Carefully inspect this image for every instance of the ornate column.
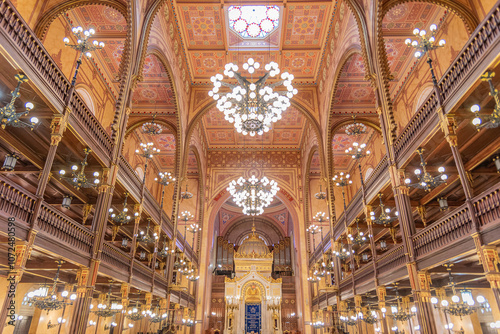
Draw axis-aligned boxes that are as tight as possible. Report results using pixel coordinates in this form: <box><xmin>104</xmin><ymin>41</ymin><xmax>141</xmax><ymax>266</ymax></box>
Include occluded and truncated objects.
<box><xmin>0</xmin><ymin>234</ymin><xmax>35</xmax><ymax>331</ymax></box>
<box><xmin>407</xmin><ymin>264</ymin><xmax>437</xmax><ymax>334</ymax></box>
<box><xmin>30</xmin><ymin>114</ymin><xmax>69</xmax><ymax>229</ymax></box>
<box><xmin>68</xmin><ymin>267</ymin><xmax>93</xmax><ymax>333</ymax></box>
<box><xmin>476</xmin><ymin>244</ymin><xmax>500</xmax><ymax>309</ymax></box>
<box><xmin>354</xmin><ymin>295</ymin><xmax>364</xmax><ymax>334</ymax></box>
<box><xmin>114</xmin><ymin>283</ymin><xmax>129</xmax><ymax>333</ymax></box>
<box><xmin>377</xmin><ymin>286</ymin><xmax>389</xmax><ymax>334</ymax></box>
<box><xmin>390</xmin><ymin>168</ymin><xmax>417</xmax><ymax>259</ymax></box>
<box><xmin>129</xmin><ymin>204</ymin><xmax>143</xmax><ymax>279</ymax></box>
<box><xmin>438</xmin><ymin>113</ymin><xmax>479</xmax><ymax>226</ymax></box>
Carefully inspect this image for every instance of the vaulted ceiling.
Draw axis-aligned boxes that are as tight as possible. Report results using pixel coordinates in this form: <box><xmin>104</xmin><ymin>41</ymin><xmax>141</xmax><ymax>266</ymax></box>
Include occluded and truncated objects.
<box><xmin>176</xmin><ymin>1</ymin><xmax>334</xmax><ymax>84</ymax></box>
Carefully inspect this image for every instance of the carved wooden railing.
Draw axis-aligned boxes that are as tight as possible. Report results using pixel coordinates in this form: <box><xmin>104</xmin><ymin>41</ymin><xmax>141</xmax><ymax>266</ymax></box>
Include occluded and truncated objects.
<box><xmin>0</xmin><ymin>0</ymin><xmax>113</xmax><ymax>157</ymax></box>
<box><xmin>394</xmin><ymin>5</ymin><xmax>500</xmax><ymax>161</ymax></box>
<box><xmin>393</xmin><ymin>93</ymin><xmax>439</xmax><ymax>161</ymax></box>
<box><xmin>365</xmin><ymin>156</ymin><xmax>388</xmax><ymax>189</ymax></box>
<box><xmin>0</xmin><ymin>179</ymin><xmax>36</xmax><ymax>223</ymax></box>
<box><xmin>37</xmin><ymin>204</ymin><xmax>94</xmax><ymax>254</ymax></box>
<box><xmin>101</xmin><ymin>242</ymin><xmax>131</xmax><ymax>273</ymax></box>
<box><xmin>0</xmin><ymin>0</ymin><xmax>69</xmax><ymax>103</ymax></box>
<box><xmin>439</xmin><ymin>7</ymin><xmax>500</xmax><ymax>103</ymax></box>
<box><xmin>118</xmin><ymin>156</ymin><xmax>143</xmax><ymax>203</ymax></box>
<box><xmin>375</xmin><ymin>245</ymin><xmax>405</xmax><ymax>275</ymax></box>
<box><xmin>68</xmin><ymin>93</ymin><xmax>113</xmax><ymax>157</ymax></box>
<box><xmin>412</xmin><ymin>204</ymin><xmax>472</xmax><ymax>259</ymax></box>
<box><xmin>474</xmin><ymin>184</ymin><xmax>500</xmax><ymax>227</ymax></box>
<box><xmin>132</xmin><ymin>259</ymin><xmax>154</xmax><ymax>286</ymax></box>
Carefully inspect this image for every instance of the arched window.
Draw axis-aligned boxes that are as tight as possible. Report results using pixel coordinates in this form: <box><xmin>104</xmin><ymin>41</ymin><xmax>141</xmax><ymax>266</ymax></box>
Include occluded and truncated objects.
<box><xmin>364</xmin><ymin>167</ymin><xmax>374</xmax><ymax>181</ymax></box>
<box><xmin>76</xmin><ymin>88</ymin><xmax>95</xmax><ymax>115</ymax></box>
<box><xmin>135</xmin><ymin>166</ymin><xmax>144</xmax><ymax>180</ymax></box>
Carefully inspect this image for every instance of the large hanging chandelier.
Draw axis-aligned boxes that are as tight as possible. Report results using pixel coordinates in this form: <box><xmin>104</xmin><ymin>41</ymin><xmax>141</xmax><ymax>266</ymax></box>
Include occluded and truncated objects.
<box><xmin>345</xmin><ymin>116</ymin><xmax>367</xmax><ymax>136</ymax></box>
<box><xmin>388</xmin><ymin>287</ymin><xmax>416</xmax><ymax>322</ymax></box>
<box><xmin>0</xmin><ymin>74</ymin><xmax>38</xmax><ymax>130</ymax></box>
<box><xmin>26</xmin><ymin>260</ymin><xmax>76</xmax><ymax>311</ymax></box>
<box><xmin>142</xmin><ymin>114</ymin><xmax>163</xmax><ymax>135</ymax></box>
<box><xmin>209</xmin><ymin>58</ymin><xmax>297</xmax><ymax>136</ymax></box>
<box><xmin>109</xmin><ymin>192</ymin><xmax>137</xmax><ymax>225</ymax></box>
<box><xmin>126</xmin><ymin>302</ymin><xmax>144</xmax><ymax>321</ymax></box>
<box><xmin>348</xmin><ymin>219</ymin><xmax>367</xmax><ymax>246</ymax></box>
<box><xmin>431</xmin><ymin>264</ymin><xmax>489</xmax><ymax>318</ymax></box>
<box><xmin>227</xmin><ymin>175</ymin><xmax>279</xmax><ymax>216</ymax></box>
<box><xmin>138</xmin><ymin>218</ymin><xmax>158</xmax><ymax>244</ymax></box>
<box><xmin>93</xmin><ymin>285</ymin><xmax>123</xmax><ymax>318</ymax></box>
<box><xmin>59</xmin><ymin>148</ymin><xmax>100</xmax><ymax>190</ymax></box>
<box><xmin>334</xmin><ymin>242</ymin><xmax>352</xmax><ymax>260</ymax></box>
<box><xmin>369</xmin><ymin>194</ymin><xmax>398</xmax><ymax>226</ymax></box>
<box><xmin>404</xmin><ymin>148</ymin><xmax>447</xmax><ymax>191</ymax></box>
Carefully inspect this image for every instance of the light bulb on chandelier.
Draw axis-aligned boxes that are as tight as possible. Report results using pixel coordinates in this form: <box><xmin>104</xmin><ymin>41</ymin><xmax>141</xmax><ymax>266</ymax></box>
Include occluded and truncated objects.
<box><xmin>209</xmin><ymin>58</ymin><xmax>297</xmax><ymax>136</ymax></box>
<box><xmin>227</xmin><ymin>175</ymin><xmax>279</xmax><ymax>216</ymax></box>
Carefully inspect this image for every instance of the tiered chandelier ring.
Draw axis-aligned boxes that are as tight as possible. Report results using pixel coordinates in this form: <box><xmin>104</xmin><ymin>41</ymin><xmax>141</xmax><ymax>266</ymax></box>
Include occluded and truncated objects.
<box><xmin>227</xmin><ymin>175</ymin><xmax>279</xmax><ymax>216</ymax></box>
<box><xmin>209</xmin><ymin>58</ymin><xmax>297</xmax><ymax>136</ymax></box>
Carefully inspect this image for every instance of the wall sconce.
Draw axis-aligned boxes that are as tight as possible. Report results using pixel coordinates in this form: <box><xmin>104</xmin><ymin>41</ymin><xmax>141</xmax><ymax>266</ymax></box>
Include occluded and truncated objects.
<box><xmin>121</xmin><ymin>238</ymin><xmax>129</xmax><ymax>248</ymax></box>
<box><xmin>494</xmin><ymin>156</ymin><xmax>500</xmax><ymax>173</ymax></box>
<box><xmin>2</xmin><ymin>153</ymin><xmax>19</xmax><ymax>171</ymax></box>
<box><xmin>62</xmin><ymin>196</ymin><xmax>72</xmax><ymax>209</ymax></box>
<box><xmin>88</xmin><ymin>320</ymin><xmax>96</xmax><ymax>327</ymax></box>
<box><xmin>380</xmin><ymin>240</ymin><xmax>387</xmax><ymax>251</ymax></box>
<box><xmin>139</xmin><ymin>251</ymin><xmax>146</xmax><ymax>260</ymax></box>
<box><xmin>438</xmin><ymin>197</ymin><xmax>449</xmax><ymax>211</ymax></box>
<box><xmin>361</xmin><ymin>253</ymin><xmax>369</xmax><ymax>262</ymax></box>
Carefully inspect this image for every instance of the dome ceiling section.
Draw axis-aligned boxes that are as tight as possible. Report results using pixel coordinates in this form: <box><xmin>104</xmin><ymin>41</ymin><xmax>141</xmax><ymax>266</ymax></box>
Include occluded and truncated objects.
<box><xmin>382</xmin><ymin>3</ymin><xmax>447</xmax><ymax>98</ymax></box>
<box><xmin>131</xmin><ymin>55</ymin><xmax>176</xmax><ymax>115</ymax></box>
<box><xmin>65</xmin><ymin>5</ymin><xmax>127</xmax><ymax>97</ymax></box>
<box><xmin>176</xmin><ymin>1</ymin><xmax>333</xmax><ymax>83</ymax></box>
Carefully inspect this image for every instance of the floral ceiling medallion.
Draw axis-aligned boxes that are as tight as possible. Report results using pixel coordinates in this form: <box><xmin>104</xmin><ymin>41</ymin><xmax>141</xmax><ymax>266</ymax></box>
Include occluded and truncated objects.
<box><xmin>228</xmin><ymin>5</ymin><xmax>280</xmax><ymax>39</ymax></box>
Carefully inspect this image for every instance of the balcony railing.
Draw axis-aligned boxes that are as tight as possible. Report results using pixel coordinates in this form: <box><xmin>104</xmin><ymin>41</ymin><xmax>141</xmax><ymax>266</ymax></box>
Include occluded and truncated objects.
<box><xmin>101</xmin><ymin>241</ymin><xmax>131</xmax><ymax>273</ymax></box>
<box><xmin>37</xmin><ymin>203</ymin><xmax>94</xmax><ymax>254</ymax></box>
<box><xmin>0</xmin><ymin>0</ymin><xmax>113</xmax><ymax>159</ymax></box>
<box><xmin>0</xmin><ymin>179</ymin><xmax>36</xmax><ymax>223</ymax></box>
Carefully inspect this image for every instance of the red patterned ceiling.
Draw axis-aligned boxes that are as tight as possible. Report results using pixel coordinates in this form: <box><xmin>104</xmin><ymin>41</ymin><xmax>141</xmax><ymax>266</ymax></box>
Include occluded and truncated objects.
<box><xmin>66</xmin><ymin>5</ymin><xmax>126</xmax><ymax>95</ymax></box>
<box><xmin>201</xmin><ymin>106</ymin><xmax>306</xmax><ymax>149</ymax></box>
<box><xmin>334</xmin><ymin>53</ymin><xmax>376</xmax><ymax>112</ymax></box>
<box><xmin>382</xmin><ymin>3</ymin><xmax>446</xmax><ymax>97</ymax></box>
<box><xmin>176</xmin><ymin>1</ymin><xmax>333</xmax><ymax>83</ymax></box>
<box><xmin>132</xmin><ymin>55</ymin><xmax>175</xmax><ymax>112</ymax></box>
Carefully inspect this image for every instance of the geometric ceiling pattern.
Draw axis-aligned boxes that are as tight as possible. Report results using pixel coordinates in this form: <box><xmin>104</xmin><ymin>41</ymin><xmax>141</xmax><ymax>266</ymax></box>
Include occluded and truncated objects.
<box><xmin>333</xmin><ymin>53</ymin><xmax>376</xmax><ymax>114</ymax></box>
<box><xmin>177</xmin><ymin>1</ymin><xmax>334</xmax><ymax>83</ymax></box>
<box><xmin>66</xmin><ymin>5</ymin><xmax>127</xmax><ymax>96</ymax></box>
<box><xmin>201</xmin><ymin>106</ymin><xmax>306</xmax><ymax>149</ymax></box>
<box><xmin>132</xmin><ymin>54</ymin><xmax>175</xmax><ymax>113</ymax></box>
<box><xmin>382</xmin><ymin>3</ymin><xmax>446</xmax><ymax>97</ymax></box>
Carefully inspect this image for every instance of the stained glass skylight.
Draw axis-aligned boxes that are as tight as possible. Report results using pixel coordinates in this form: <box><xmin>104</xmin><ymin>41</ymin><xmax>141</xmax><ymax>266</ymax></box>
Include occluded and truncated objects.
<box><xmin>228</xmin><ymin>6</ymin><xmax>280</xmax><ymax>38</ymax></box>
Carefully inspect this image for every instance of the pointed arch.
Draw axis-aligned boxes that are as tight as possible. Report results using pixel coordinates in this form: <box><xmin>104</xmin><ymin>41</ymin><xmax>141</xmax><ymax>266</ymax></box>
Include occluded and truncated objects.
<box><xmin>33</xmin><ymin>0</ymin><xmax>128</xmax><ymax>40</ymax></box>
<box><xmin>381</xmin><ymin>0</ymin><xmax>479</xmax><ymax>34</ymax></box>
